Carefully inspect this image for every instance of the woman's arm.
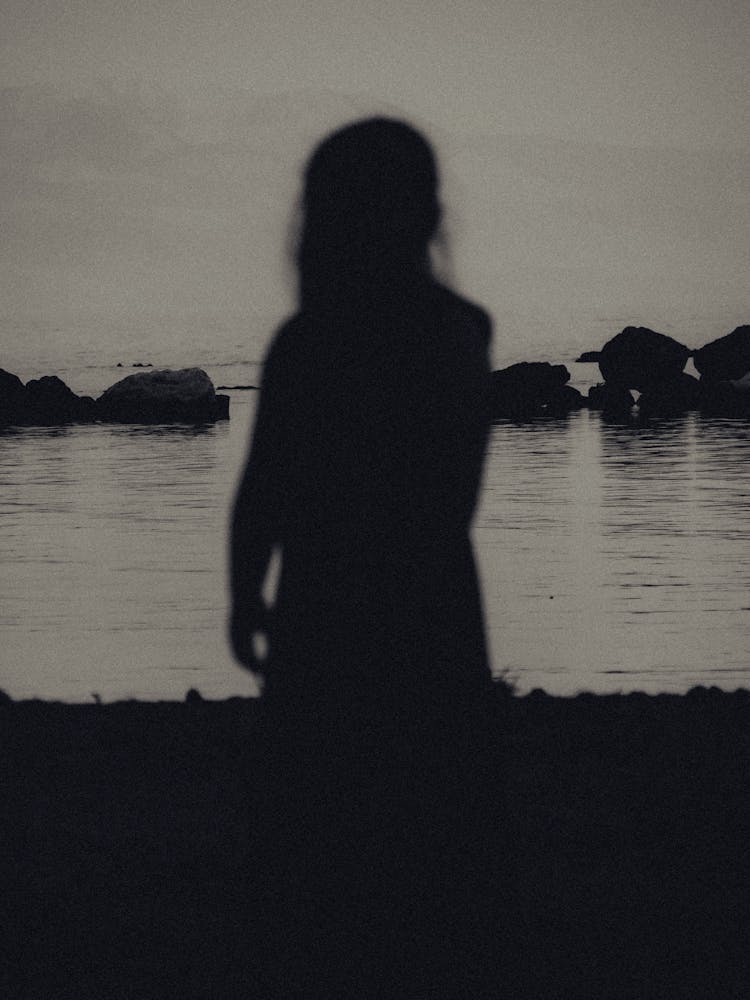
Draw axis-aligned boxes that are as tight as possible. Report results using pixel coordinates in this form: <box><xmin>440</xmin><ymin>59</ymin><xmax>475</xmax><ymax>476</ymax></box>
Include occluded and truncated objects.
<box><xmin>228</xmin><ymin>338</ymin><xmax>287</xmax><ymax>671</ymax></box>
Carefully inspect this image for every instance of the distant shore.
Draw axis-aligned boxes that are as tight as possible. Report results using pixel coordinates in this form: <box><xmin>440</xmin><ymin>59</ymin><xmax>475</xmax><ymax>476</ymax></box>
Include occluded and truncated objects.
<box><xmin>3</xmin><ymin>686</ymin><xmax>749</xmax><ymax>998</ymax></box>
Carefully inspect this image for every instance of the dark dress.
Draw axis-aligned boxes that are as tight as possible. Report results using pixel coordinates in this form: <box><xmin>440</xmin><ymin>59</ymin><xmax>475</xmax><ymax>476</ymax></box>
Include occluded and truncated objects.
<box><xmin>233</xmin><ymin>274</ymin><xmax>493</xmax><ymax>734</ymax></box>
<box><xmin>231</xmin><ymin>275</ymin><xmax>503</xmax><ymax>997</ymax></box>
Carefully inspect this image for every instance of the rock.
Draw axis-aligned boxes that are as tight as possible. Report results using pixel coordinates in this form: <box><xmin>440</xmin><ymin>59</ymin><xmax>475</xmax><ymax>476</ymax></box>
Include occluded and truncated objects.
<box><xmin>698</xmin><ymin>379</ymin><xmax>750</xmax><ymax>418</ymax></box>
<box><xmin>588</xmin><ymin>383</ymin><xmax>635</xmax><ymax>417</ymax></box>
<box><xmin>638</xmin><ymin>373</ymin><xmax>701</xmax><ymax>417</ymax></box>
<box><xmin>598</xmin><ymin>327</ymin><xmax>691</xmax><ymax>391</ymax></box>
<box><xmin>1</xmin><ymin>371</ymin><xmax>95</xmax><ymax>427</ymax></box>
<box><xmin>96</xmin><ymin>368</ymin><xmax>229</xmax><ymax>424</ymax></box>
<box><xmin>214</xmin><ymin>394</ymin><xmax>230</xmax><ymax>420</ymax></box>
<box><xmin>493</xmin><ymin>362</ymin><xmax>571</xmax><ymax>394</ymax></box>
<box><xmin>0</xmin><ymin>369</ymin><xmax>28</xmax><ymax>426</ymax></box>
<box><xmin>526</xmin><ymin>688</ymin><xmax>549</xmax><ymax>702</ymax></box>
<box><xmin>25</xmin><ymin>376</ymin><xmax>96</xmax><ymax>425</ymax></box>
<box><xmin>692</xmin><ymin>326</ymin><xmax>750</xmax><ymax>382</ymax></box>
<box><xmin>575</xmin><ymin>351</ymin><xmax>601</xmax><ymax>363</ymax></box>
<box><xmin>545</xmin><ymin>384</ymin><xmax>586</xmax><ymax>416</ymax></box>
<box><xmin>0</xmin><ymin>368</ymin><xmax>25</xmax><ymax>398</ymax></box>
<box><xmin>2</xmin><ymin>367</ymin><xmax>230</xmax><ymax>427</ymax></box>
<box><xmin>490</xmin><ymin>362</ymin><xmax>573</xmax><ymax>420</ymax></box>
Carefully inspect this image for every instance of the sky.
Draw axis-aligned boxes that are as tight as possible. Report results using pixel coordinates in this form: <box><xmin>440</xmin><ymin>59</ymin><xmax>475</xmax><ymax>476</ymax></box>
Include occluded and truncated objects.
<box><xmin>1</xmin><ymin>0</ymin><xmax>748</xmax><ymax>359</ymax></box>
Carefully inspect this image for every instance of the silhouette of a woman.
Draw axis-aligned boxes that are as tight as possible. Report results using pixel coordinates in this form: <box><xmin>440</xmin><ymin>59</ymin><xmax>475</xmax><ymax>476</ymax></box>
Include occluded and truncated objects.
<box><xmin>230</xmin><ymin>117</ymin><xmax>493</xmax><ymax>736</ymax></box>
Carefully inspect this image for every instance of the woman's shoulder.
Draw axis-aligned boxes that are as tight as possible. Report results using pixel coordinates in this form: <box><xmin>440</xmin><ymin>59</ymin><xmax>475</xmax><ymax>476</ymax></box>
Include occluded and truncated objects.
<box><xmin>264</xmin><ymin>285</ymin><xmax>492</xmax><ymax>361</ymax></box>
<box><xmin>269</xmin><ymin>313</ymin><xmax>307</xmax><ymax>346</ymax></box>
<box><xmin>262</xmin><ymin>313</ymin><xmax>312</xmax><ymax>365</ymax></box>
<box><xmin>428</xmin><ymin>282</ymin><xmax>492</xmax><ymax>343</ymax></box>
<box><xmin>254</xmin><ymin>315</ymin><xmax>313</xmax><ymax>395</ymax></box>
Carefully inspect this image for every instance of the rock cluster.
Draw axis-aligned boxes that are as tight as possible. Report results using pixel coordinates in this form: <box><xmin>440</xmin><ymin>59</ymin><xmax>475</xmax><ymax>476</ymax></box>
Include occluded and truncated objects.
<box><xmin>592</xmin><ymin>326</ymin><xmax>697</xmax><ymax>418</ymax></box>
<box><xmin>490</xmin><ymin>325</ymin><xmax>750</xmax><ymax>422</ymax></box>
<box><xmin>590</xmin><ymin>325</ymin><xmax>750</xmax><ymax>419</ymax></box>
<box><xmin>489</xmin><ymin>362</ymin><xmax>585</xmax><ymax>420</ymax></box>
<box><xmin>0</xmin><ymin>370</ymin><xmax>98</xmax><ymax>427</ymax></box>
<box><xmin>0</xmin><ymin>368</ymin><xmax>230</xmax><ymax>428</ymax></box>
<box><xmin>5</xmin><ymin>326</ymin><xmax>749</xmax><ymax>429</ymax></box>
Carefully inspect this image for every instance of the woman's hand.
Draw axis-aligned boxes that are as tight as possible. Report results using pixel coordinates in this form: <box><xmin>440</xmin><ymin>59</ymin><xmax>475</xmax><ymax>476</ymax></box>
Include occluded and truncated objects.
<box><xmin>229</xmin><ymin>602</ymin><xmax>271</xmax><ymax>676</ymax></box>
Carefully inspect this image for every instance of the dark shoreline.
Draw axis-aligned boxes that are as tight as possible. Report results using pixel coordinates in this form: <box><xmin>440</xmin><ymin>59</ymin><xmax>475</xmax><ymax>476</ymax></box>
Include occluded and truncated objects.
<box><xmin>3</xmin><ymin>687</ymin><xmax>749</xmax><ymax>998</ymax></box>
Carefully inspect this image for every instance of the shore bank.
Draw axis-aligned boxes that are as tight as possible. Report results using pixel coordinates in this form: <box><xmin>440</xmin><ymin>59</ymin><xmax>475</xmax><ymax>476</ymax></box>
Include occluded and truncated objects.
<box><xmin>2</xmin><ymin>687</ymin><xmax>749</xmax><ymax>998</ymax></box>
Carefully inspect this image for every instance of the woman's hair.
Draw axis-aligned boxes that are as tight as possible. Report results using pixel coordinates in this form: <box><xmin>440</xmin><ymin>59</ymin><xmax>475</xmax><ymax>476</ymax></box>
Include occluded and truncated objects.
<box><xmin>296</xmin><ymin>117</ymin><xmax>442</xmax><ymax>308</ymax></box>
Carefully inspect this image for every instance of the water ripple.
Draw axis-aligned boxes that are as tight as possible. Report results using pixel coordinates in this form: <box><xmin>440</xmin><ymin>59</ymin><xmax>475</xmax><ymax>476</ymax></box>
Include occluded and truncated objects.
<box><xmin>2</xmin><ymin>399</ymin><xmax>750</xmax><ymax>699</ymax></box>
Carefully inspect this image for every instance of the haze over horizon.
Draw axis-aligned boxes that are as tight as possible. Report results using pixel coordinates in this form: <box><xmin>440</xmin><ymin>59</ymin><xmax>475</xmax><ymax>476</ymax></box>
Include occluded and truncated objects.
<box><xmin>2</xmin><ymin>0</ymin><xmax>748</xmax><ymax>364</ymax></box>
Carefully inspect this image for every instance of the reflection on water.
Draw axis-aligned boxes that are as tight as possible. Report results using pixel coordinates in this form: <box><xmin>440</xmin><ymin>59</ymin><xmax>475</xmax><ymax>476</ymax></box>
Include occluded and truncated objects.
<box><xmin>2</xmin><ymin>402</ymin><xmax>749</xmax><ymax>700</ymax></box>
<box><xmin>475</xmin><ymin>409</ymin><xmax>750</xmax><ymax>694</ymax></box>
<box><xmin>1</xmin><ymin>416</ymin><xmax>257</xmax><ymax>701</ymax></box>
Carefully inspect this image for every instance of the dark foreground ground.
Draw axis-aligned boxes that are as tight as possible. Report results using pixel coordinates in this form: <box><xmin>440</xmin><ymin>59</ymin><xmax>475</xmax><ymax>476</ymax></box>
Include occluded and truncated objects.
<box><xmin>2</xmin><ymin>685</ymin><xmax>749</xmax><ymax>999</ymax></box>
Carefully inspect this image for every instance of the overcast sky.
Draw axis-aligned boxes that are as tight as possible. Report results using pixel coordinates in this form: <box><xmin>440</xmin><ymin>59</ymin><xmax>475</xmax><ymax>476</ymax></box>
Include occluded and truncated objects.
<box><xmin>2</xmin><ymin>0</ymin><xmax>748</xmax><ymax>348</ymax></box>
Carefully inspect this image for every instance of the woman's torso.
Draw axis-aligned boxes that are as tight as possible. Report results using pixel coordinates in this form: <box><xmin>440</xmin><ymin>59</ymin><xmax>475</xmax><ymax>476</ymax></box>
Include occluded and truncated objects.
<box><xmin>262</xmin><ymin>278</ymin><xmax>493</xmax><ymax>720</ymax></box>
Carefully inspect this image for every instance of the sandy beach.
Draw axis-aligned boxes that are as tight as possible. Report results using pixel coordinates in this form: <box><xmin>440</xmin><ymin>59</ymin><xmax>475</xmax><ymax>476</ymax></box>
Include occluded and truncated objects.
<box><xmin>3</xmin><ymin>686</ymin><xmax>749</xmax><ymax>999</ymax></box>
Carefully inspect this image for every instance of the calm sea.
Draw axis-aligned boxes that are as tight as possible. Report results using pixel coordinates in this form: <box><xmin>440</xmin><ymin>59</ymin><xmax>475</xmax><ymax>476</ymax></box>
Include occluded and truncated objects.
<box><xmin>2</xmin><ymin>313</ymin><xmax>749</xmax><ymax>701</ymax></box>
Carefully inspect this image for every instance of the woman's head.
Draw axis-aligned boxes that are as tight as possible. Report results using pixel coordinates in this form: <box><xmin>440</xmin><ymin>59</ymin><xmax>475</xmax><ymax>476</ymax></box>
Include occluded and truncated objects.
<box><xmin>296</xmin><ymin>118</ymin><xmax>441</xmax><ymax>306</ymax></box>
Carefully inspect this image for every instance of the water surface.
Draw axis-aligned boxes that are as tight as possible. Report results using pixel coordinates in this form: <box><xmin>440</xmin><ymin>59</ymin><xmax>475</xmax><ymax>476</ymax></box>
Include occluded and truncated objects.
<box><xmin>477</xmin><ymin>410</ymin><xmax>750</xmax><ymax>694</ymax></box>
<box><xmin>2</xmin><ymin>375</ymin><xmax>748</xmax><ymax>701</ymax></box>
